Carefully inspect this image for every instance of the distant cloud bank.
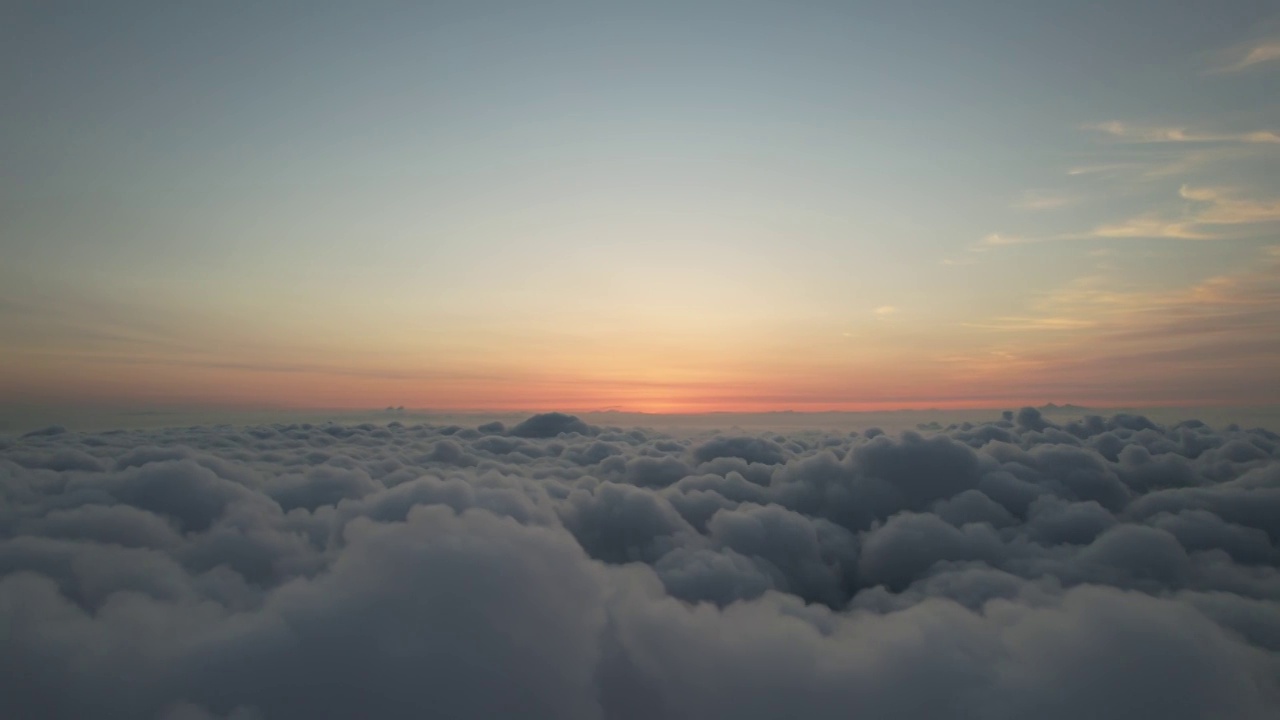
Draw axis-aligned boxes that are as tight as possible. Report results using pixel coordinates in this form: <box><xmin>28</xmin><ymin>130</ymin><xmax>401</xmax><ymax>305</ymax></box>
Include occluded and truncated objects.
<box><xmin>2</xmin><ymin>410</ymin><xmax>1278</xmax><ymax>718</ymax></box>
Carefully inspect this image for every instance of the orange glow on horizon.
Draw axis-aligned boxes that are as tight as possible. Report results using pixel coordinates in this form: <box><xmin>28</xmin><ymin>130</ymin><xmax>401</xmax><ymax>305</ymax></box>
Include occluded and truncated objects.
<box><xmin>5</xmin><ymin>352</ymin><xmax>1269</xmax><ymax>415</ymax></box>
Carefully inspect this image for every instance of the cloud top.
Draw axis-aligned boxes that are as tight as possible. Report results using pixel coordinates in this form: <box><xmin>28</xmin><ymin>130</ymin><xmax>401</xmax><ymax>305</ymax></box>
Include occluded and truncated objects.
<box><xmin>1</xmin><ymin>411</ymin><xmax>1278</xmax><ymax>718</ymax></box>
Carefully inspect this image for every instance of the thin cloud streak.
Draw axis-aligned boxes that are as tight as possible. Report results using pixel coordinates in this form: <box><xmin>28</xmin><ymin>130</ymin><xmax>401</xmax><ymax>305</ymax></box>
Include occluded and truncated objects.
<box><xmin>1087</xmin><ymin>186</ymin><xmax>1280</xmax><ymax>240</ymax></box>
<box><xmin>1085</xmin><ymin>121</ymin><xmax>1280</xmax><ymax>145</ymax></box>
<box><xmin>1209</xmin><ymin>39</ymin><xmax>1280</xmax><ymax>73</ymax></box>
<box><xmin>960</xmin><ymin>317</ymin><xmax>1099</xmax><ymax>332</ymax></box>
<box><xmin>1066</xmin><ymin>163</ymin><xmax>1140</xmax><ymax>176</ymax></box>
<box><xmin>1180</xmin><ymin>186</ymin><xmax>1280</xmax><ymax>225</ymax></box>
<box><xmin>1085</xmin><ymin>216</ymin><xmax>1218</xmax><ymax>241</ymax></box>
<box><xmin>983</xmin><ymin>186</ymin><xmax>1280</xmax><ymax>245</ymax></box>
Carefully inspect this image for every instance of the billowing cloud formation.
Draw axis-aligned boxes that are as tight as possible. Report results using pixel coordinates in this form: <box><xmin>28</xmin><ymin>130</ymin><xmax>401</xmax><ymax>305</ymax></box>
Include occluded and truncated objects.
<box><xmin>2</xmin><ymin>410</ymin><xmax>1279</xmax><ymax>719</ymax></box>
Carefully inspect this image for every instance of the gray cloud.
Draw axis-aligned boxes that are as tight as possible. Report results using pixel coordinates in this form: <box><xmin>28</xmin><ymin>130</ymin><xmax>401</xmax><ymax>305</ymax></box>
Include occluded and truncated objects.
<box><xmin>1</xmin><ymin>409</ymin><xmax>1278</xmax><ymax>718</ymax></box>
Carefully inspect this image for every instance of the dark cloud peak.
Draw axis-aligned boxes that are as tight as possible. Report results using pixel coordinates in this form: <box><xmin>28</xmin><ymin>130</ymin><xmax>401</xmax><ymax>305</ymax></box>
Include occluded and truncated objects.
<box><xmin>21</xmin><ymin>424</ymin><xmax>67</xmax><ymax>438</ymax></box>
<box><xmin>1</xmin><ymin>408</ymin><xmax>1278</xmax><ymax>718</ymax></box>
<box><xmin>509</xmin><ymin>413</ymin><xmax>594</xmax><ymax>438</ymax></box>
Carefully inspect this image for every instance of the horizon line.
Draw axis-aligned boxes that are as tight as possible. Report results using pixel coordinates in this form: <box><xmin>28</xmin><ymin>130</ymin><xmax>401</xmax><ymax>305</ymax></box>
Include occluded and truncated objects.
<box><xmin>9</xmin><ymin>400</ymin><xmax>1280</xmax><ymax>417</ymax></box>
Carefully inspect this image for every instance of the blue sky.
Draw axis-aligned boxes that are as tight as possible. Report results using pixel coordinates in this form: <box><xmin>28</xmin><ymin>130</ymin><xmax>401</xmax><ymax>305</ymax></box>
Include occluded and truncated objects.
<box><xmin>2</xmin><ymin>1</ymin><xmax>1278</xmax><ymax>411</ymax></box>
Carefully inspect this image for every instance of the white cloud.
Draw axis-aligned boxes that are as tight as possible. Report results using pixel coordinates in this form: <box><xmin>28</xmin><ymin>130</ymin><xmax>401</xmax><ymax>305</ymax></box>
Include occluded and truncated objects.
<box><xmin>985</xmin><ymin>186</ymin><xmax>1280</xmax><ymax>246</ymax></box>
<box><xmin>1081</xmin><ymin>186</ymin><xmax>1280</xmax><ymax>240</ymax></box>
<box><xmin>1066</xmin><ymin>163</ymin><xmax>1139</xmax><ymax>176</ymax></box>
<box><xmin>2</xmin><ymin>412</ymin><xmax>1279</xmax><ymax>717</ymax></box>
<box><xmin>1086</xmin><ymin>216</ymin><xmax>1215</xmax><ymax>240</ymax></box>
<box><xmin>1015</xmin><ymin>191</ymin><xmax>1077</xmax><ymax>211</ymax></box>
<box><xmin>977</xmin><ymin>233</ymin><xmax>1033</xmax><ymax>248</ymax></box>
<box><xmin>1210</xmin><ymin>39</ymin><xmax>1280</xmax><ymax>73</ymax></box>
<box><xmin>1179</xmin><ymin>185</ymin><xmax>1280</xmax><ymax>225</ymax></box>
<box><xmin>1085</xmin><ymin>121</ymin><xmax>1280</xmax><ymax>145</ymax></box>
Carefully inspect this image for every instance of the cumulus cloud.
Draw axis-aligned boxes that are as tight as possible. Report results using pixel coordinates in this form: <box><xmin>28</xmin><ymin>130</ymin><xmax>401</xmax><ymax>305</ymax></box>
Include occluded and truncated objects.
<box><xmin>1</xmin><ymin>410</ymin><xmax>1278</xmax><ymax>718</ymax></box>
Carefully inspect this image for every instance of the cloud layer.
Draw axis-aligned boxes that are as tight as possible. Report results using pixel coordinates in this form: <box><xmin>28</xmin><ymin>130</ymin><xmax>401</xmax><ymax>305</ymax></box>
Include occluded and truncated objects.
<box><xmin>2</xmin><ymin>410</ymin><xmax>1278</xmax><ymax>718</ymax></box>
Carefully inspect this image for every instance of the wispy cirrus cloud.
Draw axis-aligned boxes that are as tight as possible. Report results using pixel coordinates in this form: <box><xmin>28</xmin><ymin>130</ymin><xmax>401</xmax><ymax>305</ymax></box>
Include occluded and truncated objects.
<box><xmin>953</xmin><ymin>245</ymin><xmax>1280</xmax><ymax>400</ymax></box>
<box><xmin>1068</xmin><ymin>146</ymin><xmax>1262</xmax><ymax>182</ymax></box>
<box><xmin>1084</xmin><ymin>121</ymin><xmax>1280</xmax><ymax>144</ymax></box>
<box><xmin>988</xmin><ymin>117</ymin><xmax>1280</xmax><ymax>260</ymax></box>
<box><xmin>1179</xmin><ymin>185</ymin><xmax>1280</xmax><ymax>225</ymax></box>
<box><xmin>976</xmin><ymin>233</ymin><xmax>1033</xmax><ymax>248</ymax></box>
<box><xmin>1065</xmin><ymin>163</ymin><xmax>1140</xmax><ymax>176</ymax></box>
<box><xmin>1090</xmin><ymin>186</ymin><xmax>1280</xmax><ymax>240</ymax></box>
<box><xmin>981</xmin><ymin>185</ymin><xmax>1280</xmax><ymax>246</ymax></box>
<box><xmin>1085</xmin><ymin>215</ymin><xmax>1216</xmax><ymax>241</ymax></box>
<box><xmin>966</xmin><ymin>233</ymin><xmax>1052</xmax><ymax>253</ymax></box>
<box><xmin>960</xmin><ymin>316</ymin><xmax>1099</xmax><ymax>331</ymax></box>
<box><xmin>1031</xmin><ymin>247</ymin><xmax>1280</xmax><ymax>327</ymax></box>
<box><xmin>1208</xmin><ymin>38</ymin><xmax>1280</xmax><ymax>74</ymax></box>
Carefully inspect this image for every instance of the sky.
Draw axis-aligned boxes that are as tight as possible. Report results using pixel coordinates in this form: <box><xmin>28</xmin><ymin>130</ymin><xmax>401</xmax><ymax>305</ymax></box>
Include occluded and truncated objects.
<box><xmin>2</xmin><ymin>1</ymin><xmax>1279</xmax><ymax>413</ymax></box>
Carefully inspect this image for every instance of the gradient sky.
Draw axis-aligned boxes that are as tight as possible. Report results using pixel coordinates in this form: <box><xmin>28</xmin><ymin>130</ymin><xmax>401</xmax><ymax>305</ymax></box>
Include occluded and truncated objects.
<box><xmin>3</xmin><ymin>1</ymin><xmax>1279</xmax><ymax>413</ymax></box>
